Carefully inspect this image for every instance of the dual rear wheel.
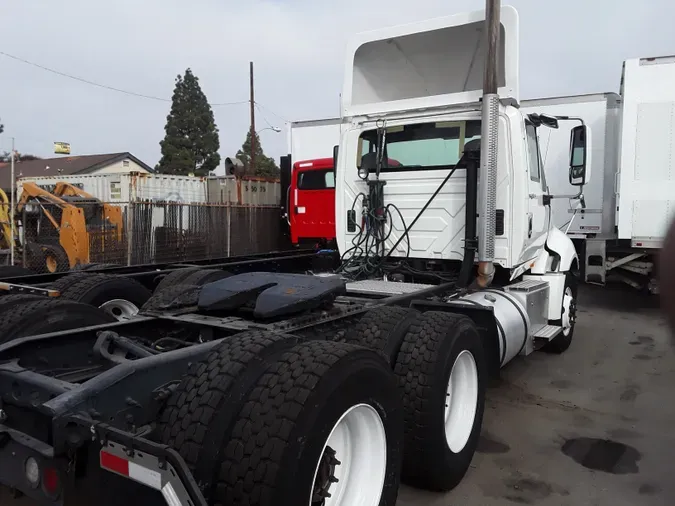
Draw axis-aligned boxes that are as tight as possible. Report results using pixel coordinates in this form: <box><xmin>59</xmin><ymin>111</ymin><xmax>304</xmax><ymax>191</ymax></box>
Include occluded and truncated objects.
<box><xmin>159</xmin><ymin>331</ymin><xmax>401</xmax><ymax>506</ymax></box>
<box><xmin>345</xmin><ymin>307</ymin><xmax>487</xmax><ymax>491</ymax></box>
<box><xmin>159</xmin><ymin>307</ymin><xmax>487</xmax><ymax>505</ymax></box>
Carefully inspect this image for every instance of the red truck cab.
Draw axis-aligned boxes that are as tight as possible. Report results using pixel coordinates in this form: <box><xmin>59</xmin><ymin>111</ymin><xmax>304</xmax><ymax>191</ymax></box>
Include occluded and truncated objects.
<box><xmin>288</xmin><ymin>158</ymin><xmax>336</xmax><ymax>246</ymax></box>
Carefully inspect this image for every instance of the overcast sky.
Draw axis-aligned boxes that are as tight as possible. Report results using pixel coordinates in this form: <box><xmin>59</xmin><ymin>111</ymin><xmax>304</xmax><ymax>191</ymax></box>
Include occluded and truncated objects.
<box><xmin>1</xmin><ymin>0</ymin><xmax>674</xmax><ymax>174</ymax></box>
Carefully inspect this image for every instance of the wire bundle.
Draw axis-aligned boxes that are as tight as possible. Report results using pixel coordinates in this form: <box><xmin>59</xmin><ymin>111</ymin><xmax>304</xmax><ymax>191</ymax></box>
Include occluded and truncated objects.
<box><xmin>337</xmin><ymin>188</ymin><xmax>410</xmax><ymax>280</ymax></box>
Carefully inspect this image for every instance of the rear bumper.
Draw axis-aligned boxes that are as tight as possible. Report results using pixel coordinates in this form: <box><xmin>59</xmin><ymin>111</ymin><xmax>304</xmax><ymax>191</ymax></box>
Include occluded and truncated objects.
<box><xmin>0</xmin><ymin>419</ymin><xmax>208</xmax><ymax>506</ymax></box>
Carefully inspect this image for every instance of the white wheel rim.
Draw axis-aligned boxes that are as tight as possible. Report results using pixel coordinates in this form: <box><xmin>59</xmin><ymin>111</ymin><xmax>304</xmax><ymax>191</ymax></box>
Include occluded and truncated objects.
<box><xmin>99</xmin><ymin>299</ymin><xmax>139</xmax><ymax>321</ymax></box>
<box><xmin>561</xmin><ymin>287</ymin><xmax>574</xmax><ymax>336</ymax></box>
<box><xmin>444</xmin><ymin>350</ymin><xmax>478</xmax><ymax>453</ymax></box>
<box><xmin>310</xmin><ymin>404</ymin><xmax>386</xmax><ymax>506</ymax></box>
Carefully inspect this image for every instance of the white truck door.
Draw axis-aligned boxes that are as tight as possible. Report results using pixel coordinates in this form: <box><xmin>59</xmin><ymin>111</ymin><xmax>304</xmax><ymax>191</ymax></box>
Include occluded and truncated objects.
<box><xmin>523</xmin><ymin>122</ymin><xmax>549</xmax><ymax>258</ymax></box>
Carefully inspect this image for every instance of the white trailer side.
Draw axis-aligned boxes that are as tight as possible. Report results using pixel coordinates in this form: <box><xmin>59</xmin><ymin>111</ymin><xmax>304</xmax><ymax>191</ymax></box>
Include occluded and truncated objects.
<box><xmin>287</xmin><ymin>118</ymin><xmax>343</xmax><ymax>163</ymax></box>
<box><xmin>520</xmin><ymin>56</ymin><xmax>675</xmax><ymax>292</ymax></box>
<box><xmin>521</xmin><ymin>93</ymin><xmax>620</xmax><ymax>238</ymax></box>
<box><xmin>617</xmin><ymin>56</ymin><xmax>675</xmax><ymax>247</ymax></box>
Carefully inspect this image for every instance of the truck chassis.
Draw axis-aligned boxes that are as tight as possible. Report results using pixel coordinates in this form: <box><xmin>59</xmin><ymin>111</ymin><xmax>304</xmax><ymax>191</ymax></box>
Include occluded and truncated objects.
<box><xmin>0</xmin><ymin>256</ymin><xmax>574</xmax><ymax>505</ymax></box>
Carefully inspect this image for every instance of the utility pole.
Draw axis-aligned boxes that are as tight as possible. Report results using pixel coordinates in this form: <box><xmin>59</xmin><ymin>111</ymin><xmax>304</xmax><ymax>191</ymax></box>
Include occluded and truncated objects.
<box><xmin>249</xmin><ymin>61</ymin><xmax>256</xmax><ymax>176</ymax></box>
<box><xmin>476</xmin><ymin>0</ymin><xmax>500</xmax><ymax>288</ymax></box>
<box><xmin>9</xmin><ymin>137</ymin><xmax>15</xmax><ymax>265</ymax></box>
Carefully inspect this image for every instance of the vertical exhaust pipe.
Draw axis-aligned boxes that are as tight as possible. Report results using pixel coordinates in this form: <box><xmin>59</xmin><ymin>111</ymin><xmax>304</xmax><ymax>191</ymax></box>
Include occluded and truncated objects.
<box><xmin>477</xmin><ymin>0</ymin><xmax>501</xmax><ymax>288</ymax></box>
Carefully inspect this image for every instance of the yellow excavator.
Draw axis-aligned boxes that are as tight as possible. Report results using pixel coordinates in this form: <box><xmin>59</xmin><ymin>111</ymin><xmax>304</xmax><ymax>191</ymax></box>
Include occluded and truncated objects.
<box><xmin>5</xmin><ymin>182</ymin><xmax>125</xmax><ymax>273</ymax></box>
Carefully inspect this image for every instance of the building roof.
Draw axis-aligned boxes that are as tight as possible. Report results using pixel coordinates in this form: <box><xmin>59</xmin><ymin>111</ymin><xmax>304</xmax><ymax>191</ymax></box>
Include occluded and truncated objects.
<box><xmin>0</xmin><ymin>152</ymin><xmax>153</xmax><ymax>189</ymax></box>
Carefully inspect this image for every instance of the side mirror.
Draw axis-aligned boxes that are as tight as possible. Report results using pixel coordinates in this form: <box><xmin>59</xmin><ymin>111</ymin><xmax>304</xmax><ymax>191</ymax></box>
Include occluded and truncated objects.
<box><xmin>569</xmin><ymin>125</ymin><xmax>591</xmax><ymax>186</ymax></box>
<box><xmin>527</xmin><ymin>113</ymin><xmax>559</xmax><ymax>129</ymax></box>
<box><xmin>539</xmin><ymin>114</ymin><xmax>559</xmax><ymax>129</ymax></box>
<box><xmin>332</xmin><ymin>145</ymin><xmax>339</xmax><ymax>172</ymax></box>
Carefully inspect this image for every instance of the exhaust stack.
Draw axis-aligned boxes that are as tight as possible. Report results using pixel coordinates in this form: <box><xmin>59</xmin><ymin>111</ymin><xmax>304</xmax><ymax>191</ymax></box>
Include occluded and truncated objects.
<box><xmin>477</xmin><ymin>0</ymin><xmax>501</xmax><ymax>288</ymax></box>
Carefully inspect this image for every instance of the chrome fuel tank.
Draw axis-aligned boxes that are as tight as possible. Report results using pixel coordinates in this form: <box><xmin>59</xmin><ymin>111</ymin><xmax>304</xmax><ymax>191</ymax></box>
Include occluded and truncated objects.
<box><xmin>460</xmin><ymin>289</ymin><xmax>530</xmax><ymax>367</ymax></box>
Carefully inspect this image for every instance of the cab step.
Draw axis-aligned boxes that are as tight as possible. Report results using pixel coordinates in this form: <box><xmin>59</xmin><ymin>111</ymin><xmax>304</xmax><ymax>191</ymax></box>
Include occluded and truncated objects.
<box><xmin>533</xmin><ymin>324</ymin><xmax>563</xmax><ymax>341</ymax></box>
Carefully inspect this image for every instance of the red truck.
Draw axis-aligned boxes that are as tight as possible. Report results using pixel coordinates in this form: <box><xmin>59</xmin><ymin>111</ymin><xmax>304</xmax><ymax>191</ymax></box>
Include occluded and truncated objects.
<box><xmin>286</xmin><ymin>158</ymin><xmax>336</xmax><ymax>246</ymax></box>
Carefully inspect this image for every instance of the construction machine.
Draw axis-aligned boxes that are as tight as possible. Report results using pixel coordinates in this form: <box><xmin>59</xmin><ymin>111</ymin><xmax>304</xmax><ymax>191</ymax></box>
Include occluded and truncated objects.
<box><xmin>14</xmin><ymin>182</ymin><xmax>124</xmax><ymax>272</ymax></box>
<box><xmin>0</xmin><ymin>188</ymin><xmax>13</xmax><ymax>257</ymax></box>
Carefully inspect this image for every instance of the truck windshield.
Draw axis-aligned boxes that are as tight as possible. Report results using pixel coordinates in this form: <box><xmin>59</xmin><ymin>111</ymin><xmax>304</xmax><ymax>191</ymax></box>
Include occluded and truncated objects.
<box><xmin>297</xmin><ymin>169</ymin><xmax>335</xmax><ymax>190</ymax></box>
<box><xmin>358</xmin><ymin>120</ymin><xmax>481</xmax><ymax>172</ymax></box>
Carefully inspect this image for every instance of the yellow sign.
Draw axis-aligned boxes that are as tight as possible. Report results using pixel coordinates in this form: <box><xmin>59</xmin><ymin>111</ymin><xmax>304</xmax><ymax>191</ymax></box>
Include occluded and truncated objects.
<box><xmin>54</xmin><ymin>142</ymin><xmax>71</xmax><ymax>155</ymax></box>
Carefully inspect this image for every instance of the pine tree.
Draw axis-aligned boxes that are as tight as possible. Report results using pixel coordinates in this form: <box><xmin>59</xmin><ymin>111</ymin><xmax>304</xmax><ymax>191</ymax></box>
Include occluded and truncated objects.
<box><xmin>156</xmin><ymin>69</ymin><xmax>220</xmax><ymax>176</ymax></box>
<box><xmin>235</xmin><ymin>130</ymin><xmax>279</xmax><ymax>178</ymax></box>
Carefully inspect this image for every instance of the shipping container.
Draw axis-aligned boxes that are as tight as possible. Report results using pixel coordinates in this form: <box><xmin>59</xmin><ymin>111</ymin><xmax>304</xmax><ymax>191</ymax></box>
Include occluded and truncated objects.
<box><xmin>206</xmin><ymin>176</ymin><xmax>281</xmax><ymax>207</ymax></box>
<box><xmin>17</xmin><ymin>172</ymin><xmax>208</xmax><ymax>204</ymax></box>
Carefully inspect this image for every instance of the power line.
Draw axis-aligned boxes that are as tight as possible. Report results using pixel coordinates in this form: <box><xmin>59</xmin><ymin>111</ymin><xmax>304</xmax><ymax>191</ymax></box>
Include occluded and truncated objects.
<box><xmin>0</xmin><ymin>50</ymin><xmax>292</xmax><ymax>129</ymax></box>
<box><xmin>255</xmin><ymin>101</ymin><xmax>290</xmax><ymax>123</ymax></box>
<box><xmin>255</xmin><ymin>103</ymin><xmax>277</xmax><ymax>129</ymax></box>
<box><xmin>0</xmin><ymin>50</ymin><xmax>249</xmax><ymax>106</ymax></box>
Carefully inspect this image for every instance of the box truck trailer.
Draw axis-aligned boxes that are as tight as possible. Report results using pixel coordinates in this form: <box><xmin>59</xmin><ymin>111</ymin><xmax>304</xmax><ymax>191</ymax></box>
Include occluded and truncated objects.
<box><xmin>522</xmin><ymin>55</ymin><xmax>675</xmax><ymax>293</ymax></box>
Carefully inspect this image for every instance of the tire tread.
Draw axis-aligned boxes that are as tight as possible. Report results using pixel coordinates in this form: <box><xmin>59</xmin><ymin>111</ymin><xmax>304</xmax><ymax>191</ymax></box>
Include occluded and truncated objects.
<box><xmin>217</xmin><ymin>340</ymin><xmax>370</xmax><ymax>505</ymax></box>
<box><xmin>344</xmin><ymin>306</ymin><xmax>419</xmax><ymax>365</ymax></box>
<box><xmin>394</xmin><ymin>310</ymin><xmax>484</xmax><ymax>490</ymax></box>
<box><xmin>158</xmin><ymin>330</ymin><xmax>301</xmax><ymax>495</ymax></box>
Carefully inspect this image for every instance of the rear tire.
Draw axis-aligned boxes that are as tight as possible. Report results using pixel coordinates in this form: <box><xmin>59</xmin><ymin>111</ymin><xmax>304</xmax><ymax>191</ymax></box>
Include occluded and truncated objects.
<box><xmin>182</xmin><ymin>268</ymin><xmax>232</xmax><ymax>286</ymax></box>
<box><xmin>154</xmin><ymin>268</ymin><xmax>201</xmax><ymax>293</ymax></box>
<box><xmin>72</xmin><ymin>263</ymin><xmax>119</xmax><ymax>271</ymax></box>
<box><xmin>141</xmin><ymin>284</ymin><xmax>200</xmax><ymax>312</ymax></box>
<box><xmin>394</xmin><ymin>311</ymin><xmax>486</xmax><ymax>491</ymax></box>
<box><xmin>0</xmin><ymin>299</ymin><xmax>115</xmax><ymax>343</ymax></box>
<box><xmin>158</xmin><ymin>330</ymin><xmax>302</xmax><ymax>500</ymax></box>
<box><xmin>217</xmin><ymin>340</ymin><xmax>403</xmax><ymax>506</ymax></box>
<box><xmin>0</xmin><ymin>294</ymin><xmax>46</xmax><ymax>309</ymax></box>
<box><xmin>53</xmin><ymin>273</ymin><xmax>152</xmax><ymax>321</ymax></box>
<box><xmin>344</xmin><ymin>306</ymin><xmax>419</xmax><ymax>366</ymax></box>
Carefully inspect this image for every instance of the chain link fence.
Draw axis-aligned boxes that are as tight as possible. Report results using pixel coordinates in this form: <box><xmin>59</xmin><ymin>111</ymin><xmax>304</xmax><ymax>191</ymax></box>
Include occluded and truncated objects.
<box><xmin>14</xmin><ymin>201</ymin><xmax>284</xmax><ymax>274</ymax></box>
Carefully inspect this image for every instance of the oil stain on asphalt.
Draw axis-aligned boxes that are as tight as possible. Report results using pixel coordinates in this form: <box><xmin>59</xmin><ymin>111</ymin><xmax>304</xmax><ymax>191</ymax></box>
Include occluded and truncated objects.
<box><xmin>561</xmin><ymin>437</ymin><xmax>641</xmax><ymax>474</ymax></box>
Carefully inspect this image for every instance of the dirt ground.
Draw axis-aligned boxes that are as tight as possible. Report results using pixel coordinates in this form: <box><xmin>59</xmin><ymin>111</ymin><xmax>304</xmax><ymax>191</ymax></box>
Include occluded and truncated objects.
<box><xmin>4</xmin><ymin>284</ymin><xmax>673</xmax><ymax>506</ymax></box>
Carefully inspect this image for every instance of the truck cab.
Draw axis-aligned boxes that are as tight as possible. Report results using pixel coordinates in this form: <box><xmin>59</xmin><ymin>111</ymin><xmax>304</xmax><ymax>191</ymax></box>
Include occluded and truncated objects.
<box><xmin>335</xmin><ymin>7</ymin><xmax>581</xmax><ymax>290</ymax></box>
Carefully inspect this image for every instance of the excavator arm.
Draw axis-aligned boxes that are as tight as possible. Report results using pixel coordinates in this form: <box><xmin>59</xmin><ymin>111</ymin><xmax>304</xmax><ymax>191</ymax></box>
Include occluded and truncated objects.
<box><xmin>52</xmin><ymin>182</ymin><xmax>124</xmax><ymax>241</ymax></box>
<box><xmin>52</xmin><ymin>182</ymin><xmax>97</xmax><ymax>199</ymax></box>
<box><xmin>16</xmin><ymin>182</ymin><xmax>70</xmax><ymax>231</ymax></box>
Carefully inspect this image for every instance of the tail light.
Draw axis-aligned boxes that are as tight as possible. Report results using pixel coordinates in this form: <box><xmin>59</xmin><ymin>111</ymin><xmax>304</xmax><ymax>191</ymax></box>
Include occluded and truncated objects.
<box><xmin>42</xmin><ymin>466</ymin><xmax>61</xmax><ymax>498</ymax></box>
<box><xmin>23</xmin><ymin>457</ymin><xmax>61</xmax><ymax>499</ymax></box>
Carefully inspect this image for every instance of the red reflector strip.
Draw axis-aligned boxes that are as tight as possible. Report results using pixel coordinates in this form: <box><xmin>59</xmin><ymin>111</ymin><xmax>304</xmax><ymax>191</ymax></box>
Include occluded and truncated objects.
<box><xmin>100</xmin><ymin>451</ymin><xmax>129</xmax><ymax>476</ymax></box>
<box><xmin>100</xmin><ymin>450</ymin><xmax>163</xmax><ymax>490</ymax></box>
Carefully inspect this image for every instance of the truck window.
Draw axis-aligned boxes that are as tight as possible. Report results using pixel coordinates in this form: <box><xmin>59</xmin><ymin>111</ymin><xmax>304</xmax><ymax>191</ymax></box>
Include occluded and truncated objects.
<box><xmin>525</xmin><ymin>123</ymin><xmax>541</xmax><ymax>183</ymax></box>
<box><xmin>357</xmin><ymin>120</ymin><xmax>481</xmax><ymax>172</ymax></box>
<box><xmin>297</xmin><ymin>169</ymin><xmax>335</xmax><ymax>190</ymax></box>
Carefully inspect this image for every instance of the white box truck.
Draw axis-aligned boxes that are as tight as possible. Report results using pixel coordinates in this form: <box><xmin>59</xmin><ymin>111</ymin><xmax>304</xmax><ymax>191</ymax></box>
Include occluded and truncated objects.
<box><xmin>286</xmin><ymin>117</ymin><xmax>343</xmax><ymax>163</ymax></box>
<box><xmin>522</xmin><ymin>55</ymin><xmax>675</xmax><ymax>292</ymax></box>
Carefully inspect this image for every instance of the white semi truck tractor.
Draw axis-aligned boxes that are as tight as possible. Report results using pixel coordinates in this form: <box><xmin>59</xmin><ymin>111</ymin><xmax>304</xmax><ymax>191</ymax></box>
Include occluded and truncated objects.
<box><xmin>330</xmin><ymin>3</ymin><xmax>585</xmax><ymax>493</ymax></box>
